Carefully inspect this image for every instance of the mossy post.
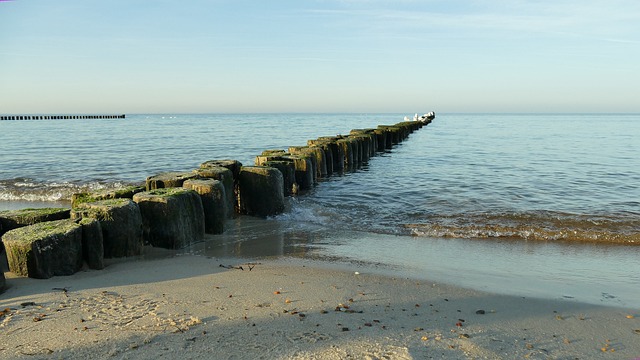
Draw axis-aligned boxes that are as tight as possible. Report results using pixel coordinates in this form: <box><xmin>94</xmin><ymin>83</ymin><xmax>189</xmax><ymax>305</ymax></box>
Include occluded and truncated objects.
<box><xmin>336</xmin><ymin>139</ymin><xmax>354</xmax><ymax>171</ymax></box>
<box><xmin>347</xmin><ymin>136</ymin><xmax>362</xmax><ymax>168</ymax></box>
<box><xmin>200</xmin><ymin>159</ymin><xmax>242</xmax><ymax>180</ymax></box>
<box><xmin>183</xmin><ymin>179</ymin><xmax>227</xmax><ymax>234</ymax></box>
<box><xmin>238</xmin><ymin>166</ymin><xmax>285</xmax><ymax>217</ymax></box>
<box><xmin>145</xmin><ymin>172</ymin><xmax>199</xmax><ymax>191</ymax></box>
<box><xmin>133</xmin><ymin>188</ymin><xmax>205</xmax><ymax>249</ymax></box>
<box><xmin>78</xmin><ymin>217</ymin><xmax>104</xmax><ymax>270</ymax></box>
<box><xmin>200</xmin><ymin>159</ymin><xmax>243</xmax><ymax>215</ymax></box>
<box><xmin>307</xmin><ymin>140</ymin><xmax>335</xmax><ymax>176</ymax></box>
<box><xmin>0</xmin><ymin>208</ymin><xmax>71</xmax><ymax>270</ymax></box>
<box><xmin>71</xmin><ymin>199</ymin><xmax>143</xmax><ymax>258</ymax></box>
<box><xmin>377</xmin><ymin>126</ymin><xmax>396</xmax><ymax>148</ymax></box>
<box><xmin>290</xmin><ymin>146</ymin><xmax>327</xmax><ymax>179</ymax></box>
<box><xmin>3</xmin><ymin>219</ymin><xmax>83</xmax><ymax>279</ymax></box>
<box><xmin>315</xmin><ymin>137</ymin><xmax>344</xmax><ymax>173</ymax></box>
<box><xmin>373</xmin><ymin>129</ymin><xmax>388</xmax><ymax>152</ymax></box>
<box><xmin>282</xmin><ymin>155</ymin><xmax>314</xmax><ymax>190</ymax></box>
<box><xmin>71</xmin><ymin>186</ymin><xmax>145</xmax><ymax>209</ymax></box>
<box><xmin>194</xmin><ymin>166</ymin><xmax>235</xmax><ymax>219</ymax></box>
<box><xmin>0</xmin><ymin>208</ymin><xmax>71</xmax><ymax>237</ymax></box>
<box><xmin>263</xmin><ymin>160</ymin><xmax>298</xmax><ymax>196</ymax></box>
<box><xmin>350</xmin><ymin>129</ymin><xmax>376</xmax><ymax>161</ymax></box>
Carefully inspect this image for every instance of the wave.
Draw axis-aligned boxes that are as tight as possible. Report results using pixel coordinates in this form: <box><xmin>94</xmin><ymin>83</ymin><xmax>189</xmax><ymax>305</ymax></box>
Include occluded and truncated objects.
<box><xmin>405</xmin><ymin>211</ymin><xmax>640</xmax><ymax>245</ymax></box>
<box><xmin>0</xmin><ymin>178</ymin><xmax>141</xmax><ymax>202</ymax></box>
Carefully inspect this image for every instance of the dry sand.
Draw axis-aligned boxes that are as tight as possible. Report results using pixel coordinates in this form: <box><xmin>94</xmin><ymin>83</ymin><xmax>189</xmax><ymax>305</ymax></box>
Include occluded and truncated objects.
<box><xmin>1</xmin><ymin>254</ymin><xmax>639</xmax><ymax>360</ymax></box>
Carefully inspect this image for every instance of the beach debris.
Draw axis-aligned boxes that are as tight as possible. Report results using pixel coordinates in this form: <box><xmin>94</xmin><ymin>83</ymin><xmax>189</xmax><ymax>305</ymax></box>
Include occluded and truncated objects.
<box><xmin>633</xmin><ymin>329</ymin><xmax>640</xmax><ymax>334</ymax></box>
<box><xmin>475</xmin><ymin>309</ymin><xmax>485</xmax><ymax>315</ymax></box>
<box><xmin>626</xmin><ymin>314</ymin><xmax>635</xmax><ymax>319</ymax></box>
<box><xmin>341</xmin><ymin>327</ymin><xmax>349</xmax><ymax>332</ymax></box>
<box><xmin>219</xmin><ymin>264</ymin><xmax>244</xmax><ymax>270</ymax></box>
<box><xmin>273</xmin><ymin>290</ymin><xmax>281</xmax><ymax>295</ymax></box>
<box><xmin>601</xmin><ymin>339</ymin><xmax>615</xmax><ymax>353</ymax></box>
<box><xmin>20</xmin><ymin>302</ymin><xmax>37</xmax><ymax>307</ymax></box>
<box><xmin>354</xmin><ymin>271</ymin><xmax>360</xmax><ymax>275</ymax></box>
<box><xmin>334</xmin><ymin>303</ymin><xmax>362</xmax><ymax>313</ymax></box>
<box><xmin>52</xmin><ymin>287</ymin><xmax>70</xmax><ymax>297</ymax></box>
<box><xmin>219</xmin><ymin>262</ymin><xmax>259</xmax><ymax>271</ymax></box>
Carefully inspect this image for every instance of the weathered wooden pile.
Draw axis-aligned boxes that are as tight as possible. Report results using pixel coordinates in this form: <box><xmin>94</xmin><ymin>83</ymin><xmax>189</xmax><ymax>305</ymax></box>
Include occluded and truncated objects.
<box><xmin>0</xmin><ymin>117</ymin><xmax>433</xmax><ymax>289</ymax></box>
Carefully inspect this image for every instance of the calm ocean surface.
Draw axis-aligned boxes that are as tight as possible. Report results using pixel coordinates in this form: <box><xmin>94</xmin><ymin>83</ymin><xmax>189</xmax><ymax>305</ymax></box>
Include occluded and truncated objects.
<box><xmin>1</xmin><ymin>113</ymin><xmax>639</xmax><ymax>307</ymax></box>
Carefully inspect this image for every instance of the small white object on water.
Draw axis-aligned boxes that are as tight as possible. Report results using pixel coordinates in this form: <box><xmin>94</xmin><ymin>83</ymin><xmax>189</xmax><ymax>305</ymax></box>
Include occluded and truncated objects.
<box><xmin>354</xmin><ymin>271</ymin><xmax>360</xmax><ymax>275</ymax></box>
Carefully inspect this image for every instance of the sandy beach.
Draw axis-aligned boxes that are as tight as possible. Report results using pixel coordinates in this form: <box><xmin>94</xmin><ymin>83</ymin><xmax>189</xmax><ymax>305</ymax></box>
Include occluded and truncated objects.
<box><xmin>1</xmin><ymin>252</ymin><xmax>639</xmax><ymax>360</ymax></box>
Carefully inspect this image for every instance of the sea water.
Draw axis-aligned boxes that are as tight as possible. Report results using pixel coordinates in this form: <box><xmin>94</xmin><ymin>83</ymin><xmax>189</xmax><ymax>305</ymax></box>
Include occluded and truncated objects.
<box><xmin>1</xmin><ymin>113</ymin><xmax>639</xmax><ymax>307</ymax></box>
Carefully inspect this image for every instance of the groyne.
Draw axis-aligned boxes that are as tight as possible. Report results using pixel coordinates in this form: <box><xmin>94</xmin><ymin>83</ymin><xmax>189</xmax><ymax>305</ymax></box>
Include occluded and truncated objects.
<box><xmin>0</xmin><ymin>114</ymin><xmax>126</xmax><ymax>121</ymax></box>
<box><xmin>0</xmin><ymin>114</ymin><xmax>434</xmax><ymax>284</ymax></box>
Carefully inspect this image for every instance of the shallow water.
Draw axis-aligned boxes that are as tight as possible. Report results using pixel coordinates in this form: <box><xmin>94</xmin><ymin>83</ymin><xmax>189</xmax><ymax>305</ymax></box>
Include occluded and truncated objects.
<box><xmin>1</xmin><ymin>113</ymin><xmax>639</xmax><ymax>306</ymax></box>
<box><xmin>199</xmin><ymin>216</ymin><xmax>640</xmax><ymax>308</ymax></box>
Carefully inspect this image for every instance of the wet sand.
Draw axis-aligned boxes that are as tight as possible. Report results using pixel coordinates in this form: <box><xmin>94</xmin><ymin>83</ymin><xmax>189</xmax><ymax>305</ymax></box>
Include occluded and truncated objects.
<box><xmin>1</xmin><ymin>253</ymin><xmax>639</xmax><ymax>359</ymax></box>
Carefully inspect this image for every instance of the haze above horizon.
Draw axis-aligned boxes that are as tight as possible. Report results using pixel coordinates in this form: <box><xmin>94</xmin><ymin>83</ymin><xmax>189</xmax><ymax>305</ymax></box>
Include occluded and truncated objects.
<box><xmin>1</xmin><ymin>0</ymin><xmax>638</xmax><ymax>114</ymax></box>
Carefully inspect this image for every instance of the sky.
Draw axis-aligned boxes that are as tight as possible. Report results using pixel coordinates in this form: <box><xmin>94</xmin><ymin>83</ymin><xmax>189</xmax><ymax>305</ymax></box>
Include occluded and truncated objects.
<box><xmin>1</xmin><ymin>0</ymin><xmax>639</xmax><ymax>114</ymax></box>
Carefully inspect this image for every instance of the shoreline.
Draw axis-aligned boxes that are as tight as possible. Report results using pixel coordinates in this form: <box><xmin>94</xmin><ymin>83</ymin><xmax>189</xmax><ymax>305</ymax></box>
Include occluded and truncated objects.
<box><xmin>2</xmin><ymin>254</ymin><xmax>639</xmax><ymax>359</ymax></box>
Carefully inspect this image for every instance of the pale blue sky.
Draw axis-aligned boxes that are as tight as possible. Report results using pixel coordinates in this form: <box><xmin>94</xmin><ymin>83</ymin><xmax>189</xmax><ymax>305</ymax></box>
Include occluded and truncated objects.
<box><xmin>1</xmin><ymin>0</ymin><xmax>638</xmax><ymax>114</ymax></box>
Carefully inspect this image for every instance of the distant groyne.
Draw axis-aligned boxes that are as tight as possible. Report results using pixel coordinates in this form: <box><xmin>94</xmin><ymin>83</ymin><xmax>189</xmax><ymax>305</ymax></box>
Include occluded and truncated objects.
<box><xmin>0</xmin><ymin>114</ymin><xmax>126</xmax><ymax>121</ymax></box>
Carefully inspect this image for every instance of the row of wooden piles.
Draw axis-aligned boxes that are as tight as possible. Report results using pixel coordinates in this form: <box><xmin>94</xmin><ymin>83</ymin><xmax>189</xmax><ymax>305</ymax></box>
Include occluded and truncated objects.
<box><xmin>0</xmin><ymin>117</ymin><xmax>433</xmax><ymax>286</ymax></box>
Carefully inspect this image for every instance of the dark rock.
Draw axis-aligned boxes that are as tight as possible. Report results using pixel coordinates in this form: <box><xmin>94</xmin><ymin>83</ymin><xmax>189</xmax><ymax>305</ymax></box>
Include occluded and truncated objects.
<box><xmin>0</xmin><ymin>271</ymin><xmax>5</xmax><ymax>293</ymax></box>
<box><xmin>133</xmin><ymin>188</ymin><xmax>205</xmax><ymax>249</ymax></box>
<box><xmin>3</xmin><ymin>219</ymin><xmax>83</xmax><ymax>279</ymax></box>
<box><xmin>71</xmin><ymin>199</ymin><xmax>143</xmax><ymax>258</ymax></box>
<box><xmin>183</xmin><ymin>179</ymin><xmax>227</xmax><ymax>234</ymax></box>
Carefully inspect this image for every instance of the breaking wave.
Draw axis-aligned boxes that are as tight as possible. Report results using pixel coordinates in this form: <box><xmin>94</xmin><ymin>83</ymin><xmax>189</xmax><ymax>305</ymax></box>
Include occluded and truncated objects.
<box><xmin>405</xmin><ymin>211</ymin><xmax>640</xmax><ymax>245</ymax></box>
<box><xmin>0</xmin><ymin>178</ymin><xmax>140</xmax><ymax>202</ymax></box>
